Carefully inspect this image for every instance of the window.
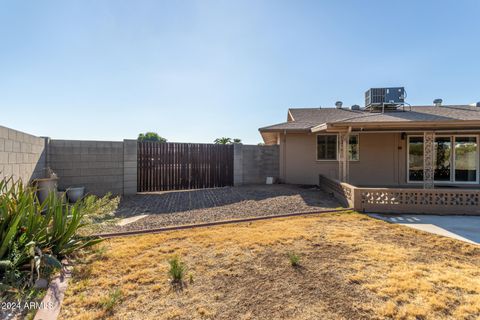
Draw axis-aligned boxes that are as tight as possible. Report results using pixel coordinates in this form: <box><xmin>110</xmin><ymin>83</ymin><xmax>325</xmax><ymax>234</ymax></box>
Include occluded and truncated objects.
<box><xmin>317</xmin><ymin>135</ymin><xmax>337</xmax><ymax>160</ymax></box>
<box><xmin>434</xmin><ymin>137</ymin><xmax>451</xmax><ymax>181</ymax></box>
<box><xmin>408</xmin><ymin>135</ymin><xmax>478</xmax><ymax>183</ymax></box>
<box><xmin>455</xmin><ymin>136</ymin><xmax>477</xmax><ymax>182</ymax></box>
<box><xmin>408</xmin><ymin>136</ymin><xmax>424</xmax><ymax>181</ymax></box>
<box><xmin>349</xmin><ymin>134</ymin><xmax>359</xmax><ymax>161</ymax></box>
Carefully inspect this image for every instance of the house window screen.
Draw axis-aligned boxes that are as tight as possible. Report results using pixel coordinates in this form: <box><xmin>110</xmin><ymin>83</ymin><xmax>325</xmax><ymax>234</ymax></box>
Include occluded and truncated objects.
<box><xmin>317</xmin><ymin>135</ymin><xmax>337</xmax><ymax>160</ymax></box>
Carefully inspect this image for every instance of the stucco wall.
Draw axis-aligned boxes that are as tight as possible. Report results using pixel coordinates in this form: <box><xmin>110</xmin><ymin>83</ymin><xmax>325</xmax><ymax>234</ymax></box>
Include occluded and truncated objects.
<box><xmin>280</xmin><ymin>132</ymin><xmax>407</xmax><ymax>186</ymax></box>
<box><xmin>0</xmin><ymin>125</ymin><xmax>46</xmax><ymax>183</ymax></box>
<box><xmin>48</xmin><ymin>140</ymin><xmax>125</xmax><ymax>195</ymax></box>
<box><xmin>234</xmin><ymin>144</ymin><xmax>279</xmax><ymax>185</ymax></box>
<box><xmin>349</xmin><ymin>133</ymin><xmax>405</xmax><ymax>186</ymax></box>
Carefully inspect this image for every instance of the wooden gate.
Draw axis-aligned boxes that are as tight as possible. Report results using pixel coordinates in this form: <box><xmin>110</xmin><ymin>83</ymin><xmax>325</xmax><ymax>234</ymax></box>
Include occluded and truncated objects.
<box><xmin>137</xmin><ymin>142</ymin><xmax>234</xmax><ymax>192</ymax></box>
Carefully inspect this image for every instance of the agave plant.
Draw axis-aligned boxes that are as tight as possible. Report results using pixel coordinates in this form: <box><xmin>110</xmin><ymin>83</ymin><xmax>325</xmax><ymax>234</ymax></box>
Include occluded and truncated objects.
<box><xmin>0</xmin><ymin>176</ymin><xmax>102</xmax><ymax>292</ymax></box>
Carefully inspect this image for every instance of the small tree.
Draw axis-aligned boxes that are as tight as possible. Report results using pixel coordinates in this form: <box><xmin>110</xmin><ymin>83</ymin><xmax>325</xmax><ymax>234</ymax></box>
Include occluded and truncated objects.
<box><xmin>138</xmin><ymin>132</ymin><xmax>167</xmax><ymax>142</ymax></box>
<box><xmin>232</xmin><ymin>138</ymin><xmax>242</xmax><ymax>144</ymax></box>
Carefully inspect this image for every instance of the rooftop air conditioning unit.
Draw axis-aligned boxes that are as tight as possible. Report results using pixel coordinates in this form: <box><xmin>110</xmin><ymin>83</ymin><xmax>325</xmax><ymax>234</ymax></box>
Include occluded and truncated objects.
<box><xmin>365</xmin><ymin>87</ymin><xmax>405</xmax><ymax>110</ymax></box>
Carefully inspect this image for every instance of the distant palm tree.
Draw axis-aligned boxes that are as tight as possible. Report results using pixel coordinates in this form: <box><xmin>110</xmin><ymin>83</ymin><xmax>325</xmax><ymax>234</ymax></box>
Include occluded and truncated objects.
<box><xmin>214</xmin><ymin>137</ymin><xmax>232</xmax><ymax>144</ymax></box>
<box><xmin>232</xmin><ymin>138</ymin><xmax>242</xmax><ymax>144</ymax></box>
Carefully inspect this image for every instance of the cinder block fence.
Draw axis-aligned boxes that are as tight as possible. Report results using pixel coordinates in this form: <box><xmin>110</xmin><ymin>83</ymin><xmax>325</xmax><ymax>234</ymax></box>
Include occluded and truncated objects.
<box><xmin>0</xmin><ymin>125</ymin><xmax>46</xmax><ymax>183</ymax></box>
<box><xmin>0</xmin><ymin>125</ymin><xmax>279</xmax><ymax>195</ymax></box>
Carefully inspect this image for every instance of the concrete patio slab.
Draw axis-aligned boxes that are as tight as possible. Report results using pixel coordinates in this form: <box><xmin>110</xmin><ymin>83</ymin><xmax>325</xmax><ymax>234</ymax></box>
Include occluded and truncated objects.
<box><xmin>369</xmin><ymin>214</ymin><xmax>480</xmax><ymax>244</ymax></box>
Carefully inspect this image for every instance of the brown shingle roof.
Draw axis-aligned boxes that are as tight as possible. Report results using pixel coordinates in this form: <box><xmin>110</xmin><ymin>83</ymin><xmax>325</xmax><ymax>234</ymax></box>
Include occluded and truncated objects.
<box><xmin>259</xmin><ymin>105</ymin><xmax>480</xmax><ymax>132</ymax></box>
<box><xmin>337</xmin><ymin>105</ymin><xmax>480</xmax><ymax>123</ymax></box>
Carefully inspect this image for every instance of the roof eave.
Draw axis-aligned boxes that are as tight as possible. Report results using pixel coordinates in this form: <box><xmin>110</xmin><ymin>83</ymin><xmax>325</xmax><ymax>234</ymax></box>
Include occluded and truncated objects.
<box><xmin>258</xmin><ymin>128</ymin><xmax>311</xmax><ymax>133</ymax></box>
<box><xmin>310</xmin><ymin>123</ymin><xmax>328</xmax><ymax>132</ymax></box>
<box><xmin>329</xmin><ymin>120</ymin><xmax>480</xmax><ymax>129</ymax></box>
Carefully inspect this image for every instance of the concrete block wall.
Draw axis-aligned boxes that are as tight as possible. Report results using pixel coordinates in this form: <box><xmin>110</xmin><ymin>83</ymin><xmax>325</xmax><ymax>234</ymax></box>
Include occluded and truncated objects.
<box><xmin>233</xmin><ymin>144</ymin><xmax>279</xmax><ymax>185</ymax></box>
<box><xmin>0</xmin><ymin>123</ymin><xmax>280</xmax><ymax>194</ymax></box>
<box><xmin>48</xmin><ymin>140</ymin><xmax>125</xmax><ymax>195</ymax></box>
<box><xmin>0</xmin><ymin>125</ymin><xmax>46</xmax><ymax>183</ymax></box>
<box><xmin>123</xmin><ymin>140</ymin><xmax>137</xmax><ymax>195</ymax></box>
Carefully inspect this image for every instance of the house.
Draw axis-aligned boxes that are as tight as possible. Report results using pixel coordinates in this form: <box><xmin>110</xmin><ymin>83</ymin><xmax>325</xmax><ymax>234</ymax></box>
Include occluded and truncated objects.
<box><xmin>259</xmin><ymin>94</ymin><xmax>480</xmax><ymax>214</ymax></box>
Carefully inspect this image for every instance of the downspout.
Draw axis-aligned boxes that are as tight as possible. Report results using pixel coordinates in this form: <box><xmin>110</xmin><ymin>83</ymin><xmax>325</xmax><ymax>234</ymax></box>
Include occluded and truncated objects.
<box><xmin>283</xmin><ymin>130</ymin><xmax>287</xmax><ymax>183</ymax></box>
<box><xmin>346</xmin><ymin>126</ymin><xmax>351</xmax><ymax>183</ymax></box>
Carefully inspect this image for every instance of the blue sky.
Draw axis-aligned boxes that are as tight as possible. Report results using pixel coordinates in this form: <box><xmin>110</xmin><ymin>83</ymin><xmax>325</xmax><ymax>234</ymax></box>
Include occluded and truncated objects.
<box><xmin>1</xmin><ymin>0</ymin><xmax>479</xmax><ymax>144</ymax></box>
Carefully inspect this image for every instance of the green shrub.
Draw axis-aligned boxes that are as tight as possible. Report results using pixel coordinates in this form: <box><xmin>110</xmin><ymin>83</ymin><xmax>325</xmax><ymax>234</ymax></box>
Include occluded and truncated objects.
<box><xmin>0</xmin><ymin>176</ymin><xmax>102</xmax><ymax>297</ymax></box>
<box><xmin>80</xmin><ymin>193</ymin><xmax>119</xmax><ymax>224</ymax></box>
<box><xmin>288</xmin><ymin>252</ymin><xmax>301</xmax><ymax>267</ymax></box>
<box><xmin>100</xmin><ymin>288</ymin><xmax>122</xmax><ymax>312</ymax></box>
<box><xmin>168</xmin><ymin>256</ymin><xmax>186</xmax><ymax>283</ymax></box>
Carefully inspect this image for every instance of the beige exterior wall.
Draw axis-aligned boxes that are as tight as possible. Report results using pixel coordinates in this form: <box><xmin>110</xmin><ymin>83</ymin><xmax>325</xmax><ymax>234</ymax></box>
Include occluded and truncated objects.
<box><xmin>280</xmin><ymin>132</ymin><xmax>408</xmax><ymax>186</ymax></box>
<box><xmin>349</xmin><ymin>132</ymin><xmax>406</xmax><ymax>186</ymax></box>
<box><xmin>280</xmin><ymin>132</ymin><xmax>339</xmax><ymax>185</ymax></box>
<box><xmin>280</xmin><ymin>131</ymin><xmax>480</xmax><ymax>187</ymax></box>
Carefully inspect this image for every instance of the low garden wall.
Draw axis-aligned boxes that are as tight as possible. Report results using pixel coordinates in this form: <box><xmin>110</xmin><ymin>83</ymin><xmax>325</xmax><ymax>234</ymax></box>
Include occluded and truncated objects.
<box><xmin>318</xmin><ymin>174</ymin><xmax>357</xmax><ymax>208</ymax></box>
<box><xmin>319</xmin><ymin>174</ymin><xmax>480</xmax><ymax>215</ymax></box>
<box><xmin>0</xmin><ymin>125</ymin><xmax>46</xmax><ymax>183</ymax></box>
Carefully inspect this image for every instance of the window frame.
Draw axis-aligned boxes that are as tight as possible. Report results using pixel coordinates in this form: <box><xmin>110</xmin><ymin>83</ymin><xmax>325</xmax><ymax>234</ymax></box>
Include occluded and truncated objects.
<box><xmin>406</xmin><ymin>134</ymin><xmax>479</xmax><ymax>184</ymax></box>
<box><xmin>316</xmin><ymin>133</ymin><xmax>338</xmax><ymax>161</ymax></box>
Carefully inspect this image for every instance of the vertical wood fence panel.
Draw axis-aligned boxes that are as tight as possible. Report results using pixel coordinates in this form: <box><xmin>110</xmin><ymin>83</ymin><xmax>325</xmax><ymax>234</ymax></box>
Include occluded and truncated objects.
<box><xmin>138</xmin><ymin>142</ymin><xmax>234</xmax><ymax>192</ymax></box>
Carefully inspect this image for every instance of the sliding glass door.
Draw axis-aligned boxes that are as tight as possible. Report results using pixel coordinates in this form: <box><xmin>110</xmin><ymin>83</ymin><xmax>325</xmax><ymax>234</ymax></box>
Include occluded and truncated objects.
<box><xmin>455</xmin><ymin>136</ymin><xmax>477</xmax><ymax>182</ymax></box>
<box><xmin>408</xmin><ymin>135</ymin><xmax>479</xmax><ymax>184</ymax></box>
<box><xmin>434</xmin><ymin>137</ymin><xmax>451</xmax><ymax>181</ymax></box>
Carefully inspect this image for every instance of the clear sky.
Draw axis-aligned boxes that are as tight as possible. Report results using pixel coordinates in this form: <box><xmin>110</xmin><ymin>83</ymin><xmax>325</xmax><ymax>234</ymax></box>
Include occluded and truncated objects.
<box><xmin>1</xmin><ymin>0</ymin><xmax>479</xmax><ymax>144</ymax></box>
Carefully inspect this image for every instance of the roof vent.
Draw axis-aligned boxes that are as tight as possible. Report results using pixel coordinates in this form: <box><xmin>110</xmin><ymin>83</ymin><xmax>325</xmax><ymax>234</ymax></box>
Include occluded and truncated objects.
<box><xmin>335</xmin><ymin>101</ymin><xmax>343</xmax><ymax>109</ymax></box>
<box><xmin>433</xmin><ymin>98</ymin><xmax>443</xmax><ymax>107</ymax></box>
<box><xmin>476</xmin><ymin>102</ymin><xmax>480</xmax><ymax>108</ymax></box>
<box><xmin>351</xmin><ymin>104</ymin><xmax>360</xmax><ymax>110</ymax></box>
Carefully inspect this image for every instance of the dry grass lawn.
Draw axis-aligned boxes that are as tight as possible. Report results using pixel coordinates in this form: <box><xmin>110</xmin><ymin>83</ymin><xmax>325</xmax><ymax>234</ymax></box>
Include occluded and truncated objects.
<box><xmin>60</xmin><ymin>212</ymin><xmax>480</xmax><ymax>320</ymax></box>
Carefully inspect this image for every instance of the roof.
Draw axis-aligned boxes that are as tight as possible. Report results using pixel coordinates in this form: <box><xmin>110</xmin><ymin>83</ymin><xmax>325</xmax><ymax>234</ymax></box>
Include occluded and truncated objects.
<box><xmin>259</xmin><ymin>105</ymin><xmax>480</xmax><ymax>144</ymax></box>
<box><xmin>259</xmin><ymin>105</ymin><xmax>480</xmax><ymax>132</ymax></box>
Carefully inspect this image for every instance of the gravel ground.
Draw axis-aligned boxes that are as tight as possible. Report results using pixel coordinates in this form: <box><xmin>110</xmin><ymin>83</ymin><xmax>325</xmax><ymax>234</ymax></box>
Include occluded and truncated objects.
<box><xmin>94</xmin><ymin>185</ymin><xmax>340</xmax><ymax>234</ymax></box>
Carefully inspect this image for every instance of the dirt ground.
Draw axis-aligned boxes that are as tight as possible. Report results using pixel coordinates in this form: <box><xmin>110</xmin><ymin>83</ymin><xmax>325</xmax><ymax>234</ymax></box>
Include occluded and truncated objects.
<box><xmin>93</xmin><ymin>184</ymin><xmax>340</xmax><ymax>234</ymax></box>
<box><xmin>60</xmin><ymin>212</ymin><xmax>480</xmax><ymax>320</ymax></box>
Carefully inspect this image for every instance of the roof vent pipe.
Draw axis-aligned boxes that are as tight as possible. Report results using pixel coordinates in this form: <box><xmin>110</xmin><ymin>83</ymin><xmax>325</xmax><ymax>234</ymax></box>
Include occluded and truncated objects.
<box><xmin>433</xmin><ymin>98</ymin><xmax>443</xmax><ymax>107</ymax></box>
<box><xmin>335</xmin><ymin>101</ymin><xmax>343</xmax><ymax>109</ymax></box>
